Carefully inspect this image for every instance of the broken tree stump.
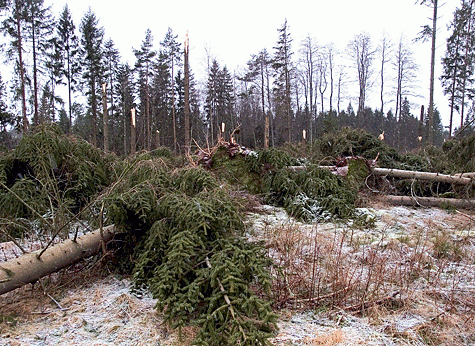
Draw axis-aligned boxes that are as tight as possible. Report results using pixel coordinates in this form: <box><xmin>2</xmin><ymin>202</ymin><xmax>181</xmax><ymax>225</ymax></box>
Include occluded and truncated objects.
<box><xmin>0</xmin><ymin>225</ymin><xmax>116</xmax><ymax>295</ymax></box>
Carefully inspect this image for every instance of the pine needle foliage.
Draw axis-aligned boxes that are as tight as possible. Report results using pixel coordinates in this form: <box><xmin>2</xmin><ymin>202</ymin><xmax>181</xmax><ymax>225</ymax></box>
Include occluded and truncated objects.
<box><xmin>104</xmin><ymin>162</ymin><xmax>277</xmax><ymax>345</ymax></box>
<box><xmin>443</xmin><ymin>134</ymin><xmax>475</xmax><ymax>173</ymax></box>
<box><xmin>0</xmin><ymin>124</ymin><xmax>115</xmax><ymax>231</ymax></box>
<box><xmin>263</xmin><ymin>165</ymin><xmax>356</xmax><ymax>221</ymax></box>
<box><xmin>205</xmin><ymin>145</ymin><xmax>356</xmax><ymax>221</ymax></box>
<box><xmin>312</xmin><ymin>127</ymin><xmax>401</xmax><ymax>168</ymax></box>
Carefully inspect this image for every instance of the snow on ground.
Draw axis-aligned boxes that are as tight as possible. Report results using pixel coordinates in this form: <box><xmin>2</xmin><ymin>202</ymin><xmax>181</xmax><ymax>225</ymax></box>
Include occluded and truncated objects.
<box><xmin>0</xmin><ymin>276</ymin><xmax>173</xmax><ymax>346</ymax></box>
<box><xmin>1</xmin><ymin>204</ymin><xmax>474</xmax><ymax>345</ymax></box>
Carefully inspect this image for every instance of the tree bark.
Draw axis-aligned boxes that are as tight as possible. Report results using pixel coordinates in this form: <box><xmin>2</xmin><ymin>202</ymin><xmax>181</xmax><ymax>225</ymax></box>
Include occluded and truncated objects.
<box><xmin>0</xmin><ymin>225</ymin><xmax>116</xmax><ymax>296</ymax></box>
<box><xmin>16</xmin><ymin>7</ymin><xmax>28</xmax><ymax>134</ymax></box>
<box><xmin>428</xmin><ymin>0</ymin><xmax>438</xmax><ymax>144</ymax></box>
<box><xmin>102</xmin><ymin>83</ymin><xmax>108</xmax><ymax>152</ymax></box>
<box><xmin>184</xmin><ymin>34</ymin><xmax>190</xmax><ymax>153</ymax></box>
<box><xmin>371</xmin><ymin>167</ymin><xmax>473</xmax><ymax>185</ymax></box>
<box><xmin>383</xmin><ymin>195</ymin><xmax>475</xmax><ymax>208</ymax></box>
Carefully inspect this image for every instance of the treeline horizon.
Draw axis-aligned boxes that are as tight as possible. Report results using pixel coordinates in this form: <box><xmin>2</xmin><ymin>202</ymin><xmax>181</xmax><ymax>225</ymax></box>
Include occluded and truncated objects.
<box><xmin>0</xmin><ymin>0</ymin><xmax>472</xmax><ymax>155</ymax></box>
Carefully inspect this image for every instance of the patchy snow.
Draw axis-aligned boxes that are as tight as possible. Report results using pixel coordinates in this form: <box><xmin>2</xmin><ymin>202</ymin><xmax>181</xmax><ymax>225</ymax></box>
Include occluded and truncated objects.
<box><xmin>0</xmin><ymin>276</ymin><xmax>175</xmax><ymax>346</ymax></box>
<box><xmin>2</xmin><ymin>204</ymin><xmax>474</xmax><ymax>345</ymax></box>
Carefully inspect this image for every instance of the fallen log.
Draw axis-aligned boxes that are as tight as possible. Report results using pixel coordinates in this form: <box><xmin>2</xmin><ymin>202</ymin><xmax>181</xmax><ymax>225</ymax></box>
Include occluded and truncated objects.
<box><xmin>0</xmin><ymin>225</ymin><xmax>116</xmax><ymax>296</ymax></box>
<box><xmin>371</xmin><ymin>168</ymin><xmax>474</xmax><ymax>185</ymax></box>
<box><xmin>383</xmin><ymin>195</ymin><xmax>475</xmax><ymax>208</ymax></box>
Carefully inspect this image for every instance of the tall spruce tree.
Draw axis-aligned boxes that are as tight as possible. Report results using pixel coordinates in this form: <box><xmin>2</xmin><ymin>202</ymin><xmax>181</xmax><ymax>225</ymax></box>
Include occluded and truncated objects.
<box><xmin>205</xmin><ymin>60</ymin><xmax>235</xmax><ymax>143</ymax></box>
<box><xmin>116</xmin><ymin>63</ymin><xmax>135</xmax><ymax>156</ymax></box>
<box><xmin>245</xmin><ymin>49</ymin><xmax>273</xmax><ymax>147</ymax></box>
<box><xmin>459</xmin><ymin>0</ymin><xmax>475</xmax><ymax>129</ymax></box>
<box><xmin>25</xmin><ymin>0</ymin><xmax>53</xmax><ymax>126</ymax></box>
<box><xmin>56</xmin><ymin>4</ymin><xmax>81</xmax><ymax>131</ymax></box>
<box><xmin>160</xmin><ymin>27</ymin><xmax>181</xmax><ymax>152</ymax></box>
<box><xmin>134</xmin><ymin>29</ymin><xmax>156</xmax><ymax>150</ymax></box>
<box><xmin>1</xmin><ymin>0</ymin><xmax>29</xmax><ymax>133</ymax></box>
<box><xmin>103</xmin><ymin>38</ymin><xmax>120</xmax><ymax>151</ymax></box>
<box><xmin>416</xmin><ymin>0</ymin><xmax>440</xmax><ymax>144</ymax></box>
<box><xmin>0</xmin><ymin>72</ymin><xmax>14</xmax><ymax>132</ymax></box>
<box><xmin>80</xmin><ymin>8</ymin><xmax>104</xmax><ymax>146</ymax></box>
<box><xmin>152</xmin><ymin>51</ymin><xmax>172</xmax><ymax>147</ymax></box>
<box><xmin>273</xmin><ymin>19</ymin><xmax>293</xmax><ymax>143</ymax></box>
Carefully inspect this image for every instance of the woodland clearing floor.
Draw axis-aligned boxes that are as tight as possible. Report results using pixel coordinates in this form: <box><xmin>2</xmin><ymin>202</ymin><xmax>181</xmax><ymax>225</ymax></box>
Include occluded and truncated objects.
<box><xmin>1</xmin><ymin>201</ymin><xmax>475</xmax><ymax>346</ymax></box>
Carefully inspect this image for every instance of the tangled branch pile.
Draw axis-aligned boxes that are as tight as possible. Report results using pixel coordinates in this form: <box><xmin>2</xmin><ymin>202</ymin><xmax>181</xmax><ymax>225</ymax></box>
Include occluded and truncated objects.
<box><xmin>104</xmin><ymin>163</ymin><xmax>277</xmax><ymax>345</ymax></box>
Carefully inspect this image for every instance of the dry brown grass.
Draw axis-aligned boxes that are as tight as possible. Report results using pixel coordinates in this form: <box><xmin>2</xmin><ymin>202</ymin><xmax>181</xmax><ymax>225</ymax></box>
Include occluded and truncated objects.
<box><xmin>258</xmin><ymin>207</ymin><xmax>475</xmax><ymax>345</ymax></box>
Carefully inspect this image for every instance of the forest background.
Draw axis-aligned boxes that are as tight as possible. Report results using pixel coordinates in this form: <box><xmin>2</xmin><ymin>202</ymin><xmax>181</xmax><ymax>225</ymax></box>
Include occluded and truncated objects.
<box><xmin>0</xmin><ymin>0</ymin><xmax>473</xmax><ymax>155</ymax></box>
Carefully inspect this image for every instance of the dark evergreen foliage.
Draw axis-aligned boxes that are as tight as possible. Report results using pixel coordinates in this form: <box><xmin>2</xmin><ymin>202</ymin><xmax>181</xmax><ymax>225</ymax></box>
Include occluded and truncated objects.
<box><xmin>105</xmin><ymin>162</ymin><xmax>277</xmax><ymax>345</ymax></box>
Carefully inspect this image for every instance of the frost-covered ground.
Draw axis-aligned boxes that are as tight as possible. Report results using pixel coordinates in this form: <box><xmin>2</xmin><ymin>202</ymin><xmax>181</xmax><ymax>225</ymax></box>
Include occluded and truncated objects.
<box><xmin>1</xmin><ymin>204</ymin><xmax>474</xmax><ymax>345</ymax></box>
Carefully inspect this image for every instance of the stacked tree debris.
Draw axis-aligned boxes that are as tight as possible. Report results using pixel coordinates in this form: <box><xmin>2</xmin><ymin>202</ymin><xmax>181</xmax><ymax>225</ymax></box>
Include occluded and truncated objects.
<box><xmin>194</xmin><ymin>138</ymin><xmax>357</xmax><ymax>221</ymax></box>
<box><xmin>0</xmin><ymin>127</ymin><xmax>278</xmax><ymax>345</ymax></box>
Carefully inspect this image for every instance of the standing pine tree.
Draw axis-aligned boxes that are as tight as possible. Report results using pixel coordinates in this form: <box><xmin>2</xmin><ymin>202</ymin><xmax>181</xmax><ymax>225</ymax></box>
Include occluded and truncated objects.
<box><xmin>56</xmin><ymin>4</ymin><xmax>81</xmax><ymax>131</ymax></box>
<box><xmin>116</xmin><ymin>63</ymin><xmax>135</xmax><ymax>156</ymax></box>
<box><xmin>273</xmin><ymin>19</ymin><xmax>293</xmax><ymax>144</ymax></box>
<box><xmin>80</xmin><ymin>8</ymin><xmax>104</xmax><ymax>146</ymax></box>
<box><xmin>416</xmin><ymin>0</ymin><xmax>440</xmax><ymax>144</ymax></box>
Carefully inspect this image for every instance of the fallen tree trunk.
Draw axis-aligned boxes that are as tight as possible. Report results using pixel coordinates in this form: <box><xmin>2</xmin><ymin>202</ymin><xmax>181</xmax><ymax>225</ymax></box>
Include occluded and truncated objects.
<box><xmin>383</xmin><ymin>195</ymin><xmax>475</xmax><ymax>208</ymax></box>
<box><xmin>371</xmin><ymin>168</ymin><xmax>474</xmax><ymax>185</ymax></box>
<box><xmin>0</xmin><ymin>225</ymin><xmax>116</xmax><ymax>296</ymax></box>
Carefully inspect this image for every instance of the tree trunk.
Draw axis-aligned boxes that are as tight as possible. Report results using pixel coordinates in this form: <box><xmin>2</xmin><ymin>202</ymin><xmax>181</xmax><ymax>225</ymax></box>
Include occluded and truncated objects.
<box><xmin>371</xmin><ymin>167</ymin><xmax>473</xmax><ymax>185</ymax></box>
<box><xmin>32</xmin><ymin>20</ymin><xmax>39</xmax><ymax>126</ymax></box>
<box><xmin>91</xmin><ymin>75</ymin><xmax>97</xmax><ymax>147</ymax></box>
<box><xmin>16</xmin><ymin>11</ymin><xmax>28</xmax><ymax>134</ymax></box>
<box><xmin>172</xmin><ymin>58</ymin><xmax>177</xmax><ymax>153</ymax></box>
<box><xmin>102</xmin><ymin>83</ymin><xmax>108</xmax><ymax>152</ymax></box>
<box><xmin>131</xmin><ymin>108</ymin><xmax>136</xmax><ymax>155</ymax></box>
<box><xmin>428</xmin><ymin>0</ymin><xmax>438</xmax><ymax>144</ymax></box>
<box><xmin>184</xmin><ymin>34</ymin><xmax>190</xmax><ymax>153</ymax></box>
<box><xmin>67</xmin><ymin>49</ymin><xmax>72</xmax><ymax>133</ymax></box>
<box><xmin>0</xmin><ymin>225</ymin><xmax>116</xmax><ymax>296</ymax></box>
<box><xmin>383</xmin><ymin>195</ymin><xmax>475</xmax><ymax>208</ymax></box>
<box><xmin>461</xmin><ymin>5</ymin><xmax>473</xmax><ymax>129</ymax></box>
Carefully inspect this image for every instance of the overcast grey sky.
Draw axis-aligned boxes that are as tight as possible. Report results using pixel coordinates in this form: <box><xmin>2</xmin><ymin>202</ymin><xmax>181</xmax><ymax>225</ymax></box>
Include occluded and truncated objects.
<box><xmin>45</xmin><ymin>0</ymin><xmax>458</xmax><ymax>126</ymax></box>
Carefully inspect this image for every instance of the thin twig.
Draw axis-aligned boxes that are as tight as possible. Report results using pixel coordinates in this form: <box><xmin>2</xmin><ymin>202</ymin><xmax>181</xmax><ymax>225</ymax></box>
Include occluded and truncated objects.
<box><xmin>0</xmin><ymin>226</ymin><xmax>27</xmax><ymax>254</ymax></box>
<box><xmin>455</xmin><ymin>209</ymin><xmax>475</xmax><ymax>222</ymax></box>
<box><xmin>46</xmin><ymin>293</ymin><xmax>69</xmax><ymax>312</ymax></box>
<box><xmin>344</xmin><ymin>291</ymin><xmax>401</xmax><ymax>313</ymax></box>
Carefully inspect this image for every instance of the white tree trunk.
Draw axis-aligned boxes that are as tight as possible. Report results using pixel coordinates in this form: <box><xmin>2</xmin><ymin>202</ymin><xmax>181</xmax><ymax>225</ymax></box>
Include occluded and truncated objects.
<box><xmin>383</xmin><ymin>195</ymin><xmax>475</xmax><ymax>208</ymax></box>
<box><xmin>371</xmin><ymin>168</ymin><xmax>473</xmax><ymax>185</ymax></box>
